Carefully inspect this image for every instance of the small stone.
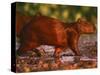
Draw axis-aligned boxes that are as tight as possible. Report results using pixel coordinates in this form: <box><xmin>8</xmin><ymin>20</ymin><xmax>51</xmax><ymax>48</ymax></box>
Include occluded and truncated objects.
<box><xmin>24</xmin><ymin>66</ymin><xmax>30</xmax><ymax>72</ymax></box>
<box><xmin>43</xmin><ymin>63</ymin><xmax>49</xmax><ymax>70</ymax></box>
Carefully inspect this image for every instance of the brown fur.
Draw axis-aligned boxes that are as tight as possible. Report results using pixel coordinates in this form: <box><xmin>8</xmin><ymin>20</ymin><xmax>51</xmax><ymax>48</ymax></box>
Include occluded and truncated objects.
<box><xmin>16</xmin><ymin>11</ymin><xmax>33</xmax><ymax>36</ymax></box>
<box><xmin>64</xmin><ymin>19</ymin><xmax>96</xmax><ymax>56</ymax></box>
<box><xmin>16</xmin><ymin>12</ymin><xmax>96</xmax><ymax>64</ymax></box>
<box><xmin>17</xmin><ymin>14</ymin><xmax>67</xmax><ymax>57</ymax></box>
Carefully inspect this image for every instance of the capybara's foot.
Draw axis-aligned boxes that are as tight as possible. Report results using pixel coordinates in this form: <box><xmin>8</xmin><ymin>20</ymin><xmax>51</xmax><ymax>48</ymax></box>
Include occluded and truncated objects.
<box><xmin>76</xmin><ymin>52</ymin><xmax>81</xmax><ymax>57</ymax></box>
<box><xmin>74</xmin><ymin>56</ymin><xmax>81</xmax><ymax>63</ymax></box>
<box><xmin>33</xmin><ymin>49</ymin><xmax>42</xmax><ymax>57</ymax></box>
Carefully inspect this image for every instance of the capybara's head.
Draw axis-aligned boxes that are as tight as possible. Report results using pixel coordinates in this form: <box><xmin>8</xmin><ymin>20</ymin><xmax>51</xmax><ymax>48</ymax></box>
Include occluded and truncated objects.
<box><xmin>77</xmin><ymin>18</ymin><xmax>96</xmax><ymax>34</ymax></box>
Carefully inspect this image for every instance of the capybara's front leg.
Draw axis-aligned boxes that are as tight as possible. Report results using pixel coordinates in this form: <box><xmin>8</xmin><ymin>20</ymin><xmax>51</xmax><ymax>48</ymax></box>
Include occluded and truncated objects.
<box><xmin>69</xmin><ymin>34</ymin><xmax>81</xmax><ymax>62</ymax></box>
<box><xmin>69</xmin><ymin>33</ymin><xmax>81</xmax><ymax>56</ymax></box>
<box><xmin>54</xmin><ymin>47</ymin><xmax>63</xmax><ymax>66</ymax></box>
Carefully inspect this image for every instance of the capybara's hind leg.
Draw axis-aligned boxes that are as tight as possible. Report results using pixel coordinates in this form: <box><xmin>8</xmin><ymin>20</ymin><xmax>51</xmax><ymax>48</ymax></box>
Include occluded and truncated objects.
<box><xmin>17</xmin><ymin>42</ymin><xmax>39</xmax><ymax>56</ymax></box>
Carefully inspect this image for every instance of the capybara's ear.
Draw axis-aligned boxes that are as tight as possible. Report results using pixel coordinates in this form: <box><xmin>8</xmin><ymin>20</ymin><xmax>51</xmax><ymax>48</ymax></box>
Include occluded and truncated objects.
<box><xmin>77</xmin><ymin>18</ymin><xmax>86</xmax><ymax>23</ymax></box>
<box><xmin>36</xmin><ymin>12</ymin><xmax>42</xmax><ymax>16</ymax></box>
<box><xmin>77</xmin><ymin>18</ymin><xmax>82</xmax><ymax>23</ymax></box>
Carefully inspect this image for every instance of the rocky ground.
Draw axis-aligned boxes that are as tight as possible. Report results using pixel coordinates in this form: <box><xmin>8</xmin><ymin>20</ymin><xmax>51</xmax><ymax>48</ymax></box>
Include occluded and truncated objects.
<box><xmin>16</xmin><ymin>34</ymin><xmax>97</xmax><ymax>72</ymax></box>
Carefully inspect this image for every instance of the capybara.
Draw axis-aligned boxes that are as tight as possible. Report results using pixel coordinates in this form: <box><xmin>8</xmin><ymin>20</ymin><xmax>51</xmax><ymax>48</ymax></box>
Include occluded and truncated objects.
<box><xmin>16</xmin><ymin>12</ymin><xmax>96</xmax><ymax>64</ymax></box>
